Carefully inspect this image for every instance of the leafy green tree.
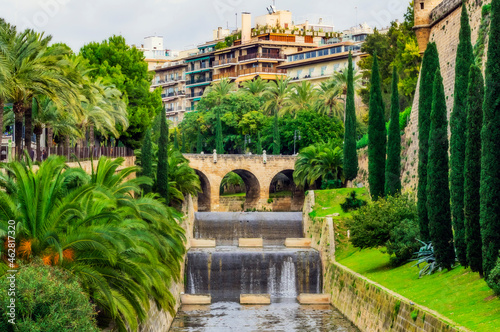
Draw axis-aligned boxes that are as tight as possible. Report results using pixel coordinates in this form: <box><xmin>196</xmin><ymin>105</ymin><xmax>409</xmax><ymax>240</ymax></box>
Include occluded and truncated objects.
<box><xmin>173</xmin><ymin>128</ymin><xmax>179</xmax><ymax>150</ymax></box>
<box><xmin>418</xmin><ymin>42</ymin><xmax>440</xmax><ymax>241</ymax></box>
<box><xmin>464</xmin><ymin>64</ymin><xmax>484</xmax><ymax>277</ymax></box>
<box><xmin>181</xmin><ymin>131</ymin><xmax>186</xmax><ymax>153</ymax></box>
<box><xmin>427</xmin><ymin>68</ymin><xmax>455</xmax><ymax>270</ymax></box>
<box><xmin>281</xmin><ymin>81</ymin><xmax>316</xmax><ymax>117</ymax></box>
<box><xmin>368</xmin><ymin>54</ymin><xmax>386</xmax><ymax>199</ymax></box>
<box><xmin>481</xmin><ymin>0</ymin><xmax>500</xmax><ymax>279</ymax></box>
<box><xmin>343</xmin><ymin>52</ymin><xmax>358</xmax><ymax>182</ymax></box>
<box><xmin>141</xmin><ymin>128</ymin><xmax>153</xmax><ymax>194</ymax></box>
<box><xmin>450</xmin><ymin>3</ymin><xmax>474</xmax><ymax>267</ymax></box>
<box><xmin>385</xmin><ymin>67</ymin><xmax>401</xmax><ymax>196</ymax></box>
<box><xmin>273</xmin><ymin>111</ymin><xmax>280</xmax><ymax>155</ymax></box>
<box><xmin>157</xmin><ymin>114</ymin><xmax>169</xmax><ymax>203</ymax></box>
<box><xmin>196</xmin><ymin>127</ymin><xmax>203</xmax><ymax>153</ymax></box>
<box><xmin>256</xmin><ymin>132</ymin><xmax>263</xmax><ymax>154</ymax></box>
<box><xmin>80</xmin><ymin>36</ymin><xmax>163</xmax><ymax>149</ymax></box>
<box><xmin>216</xmin><ymin>107</ymin><xmax>224</xmax><ymax>153</ymax></box>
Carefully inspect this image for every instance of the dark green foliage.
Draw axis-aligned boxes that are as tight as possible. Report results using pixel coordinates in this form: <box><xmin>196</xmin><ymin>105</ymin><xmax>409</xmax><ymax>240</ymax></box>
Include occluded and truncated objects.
<box><xmin>344</xmin><ymin>52</ymin><xmax>358</xmax><ymax>181</ymax></box>
<box><xmin>157</xmin><ymin>114</ymin><xmax>169</xmax><ymax>203</ymax></box>
<box><xmin>356</xmin><ymin>134</ymin><xmax>369</xmax><ymax>149</ymax></box>
<box><xmin>427</xmin><ymin>69</ymin><xmax>455</xmax><ymax>270</ymax></box>
<box><xmin>487</xmin><ymin>254</ymin><xmax>500</xmax><ymax>294</ymax></box>
<box><xmin>256</xmin><ymin>132</ymin><xmax>263</xmax><ymax>154</ymax></box>
<box><xmin>196</xmin><ymin>128</ymin><xmax>203</xmax><ymax>153</ymax></box>
<box><xmin>386</xmin><ymin>218</ymin><xmax>421</xmax><ymax>266</ymax></box>
<box><xmin>215</xmin><ymin>108</ymin><xmax>224</xmax><ymax>154</ymax></box>
<box><xmin>450</xmin><ymin>3</ymin><xmax>474</xmax><ymax>267</ymax></box>
<box><xmin>464</xmin><ymin>64</ymin><xmax>484</xmax><ymax>276</ymax></box>
<box><xmin>481</xmin><ymin>0</ymin><xmax>500</xmax><ymax>279</ymax></box>
<box><xmin>173</xmin><ymin>130</ymin><xmax>179</xmax><ymax>150</ymax></box>
<box><xmin>368</xmin><ymin>54</ymin><xmax>386</xmax><ymax>199</ymax></box>
<box><xmin>418</xmin><ymin>42</ymin><xmax>440</xmax><ymax>242</ymax></box>
<box><xmin>347</xmin><ymin>194</ymin><xmax>417</xmax><ymax>250</ymax></box>
<box><xmin>0</xmin><ymin>263</ymin><xmax>98</xmax><ymax>332</ymax></box>
<box><xmin>181</xmin><ymin>131</ymin><xmax>186</xmax><ymax>153</ymax></box>
<box><xmin>141</xmin><ymin>129</ymin><xmax>153</xmax><ymax>194</ymax></box>
<box><xmin>385</xmin><ymin>67</ymin><xmax>401</xmax><ymax>196</ymax></box>
<box><xmin>340</xmin><ymin>190</ymin><xmax>367</xmax><ymax>212</ymax></box>
<box><xmin>273</xmin><ymin>111</ymin><xmax>280</xmax><ymax>155</ymax></box>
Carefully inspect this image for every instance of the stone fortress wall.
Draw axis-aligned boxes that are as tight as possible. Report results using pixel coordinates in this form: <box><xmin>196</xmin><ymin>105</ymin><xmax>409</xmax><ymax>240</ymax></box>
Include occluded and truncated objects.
<box><xmin>402</xmin><ymin>0</ymin><xmax>491</xmax><ymax>191</ymax></box>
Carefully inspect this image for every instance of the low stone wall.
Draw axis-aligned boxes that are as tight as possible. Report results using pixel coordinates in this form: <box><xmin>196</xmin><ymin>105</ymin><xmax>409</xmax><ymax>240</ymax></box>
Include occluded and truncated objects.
<box><xmin>303</xmin><ymin>191</ymin><xmax>468</xmax><ymax>332</ymax></box>
<box><xmin>219</xmin><ymin>196</ymin><xmax>246</xmax><ymax>212</ymax></box>
<box><xmin>139</xmin><ymin>195</ymin><xmax>195</xmax><ymax>332</ymax></box>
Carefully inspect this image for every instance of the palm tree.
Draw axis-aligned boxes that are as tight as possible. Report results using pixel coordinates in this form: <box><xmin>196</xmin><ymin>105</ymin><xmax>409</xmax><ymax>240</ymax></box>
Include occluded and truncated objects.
<box><xmin>220</xmin><ymin>171</ymin><xmax>245</xmax><ymax>195</ymax></box>
<box><xmin>331</xmin><ymin>67</ymin><xmax>363</xmax><ymax>95</ymax></box>
<box><xmin>205</xmin><ymin>77</ymin><xmax>237</xmax><ymax>105</ymax></box>
<box><xmin>281</xmin><ymin>81</ymin><xmax>316</xmax><ymax>117</ymax></box>
<box><xmin>240</xmin><ymin>77</ymin><xmax>268</xmax><ymax>97</ymax></box>
<box><xmin>263</xmin><ymin>76</ymin><xmax>292</xmax><ymax>116</ymax></box>
<box><xmin>0</xmin><ymin>19</ymin><xmax>16</xmax><ymax>151</ymax></box>
<box><xmin>293</xmin><ymin>141</ymin><xmax>344</xmax><ymax>188</ymax></box>
<box><xmin>316</xmin><ymin>80</ymin><xmax>344</xmax><ymax>120</ymax></box>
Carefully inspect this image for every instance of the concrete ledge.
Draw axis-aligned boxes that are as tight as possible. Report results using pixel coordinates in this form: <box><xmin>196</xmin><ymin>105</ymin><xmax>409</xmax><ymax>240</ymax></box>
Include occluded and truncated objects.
<box><xmin>180</xmin><ymin>294</ymin><xmax>211</xmax><ymax>305</ymax></box>
<box><xmin>240</xmin><ymin>294</ymin><xmax>271</xmax><ymax>305</ymax></box>
<box><xmin>297</xmin><ymin>293</ymin><xmax>331</xmax><ymax>305</ymax></box>
<box><xmin>285</xmin><ymin>238</ymin><xmax>312</xmax><ymax>248</ymax></box>
<box><xmin>238</xmin><ymin>238</ymin><xmax>263</xmax><ymax>247</ymax></box>
<box><xmin>190</xmin><ymin>239</ymin><xmax>216</xmax><ymax>248</ymax></box>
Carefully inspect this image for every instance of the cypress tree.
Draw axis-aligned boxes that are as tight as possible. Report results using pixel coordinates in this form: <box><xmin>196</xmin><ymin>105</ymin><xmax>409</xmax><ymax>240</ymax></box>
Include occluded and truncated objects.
<box><xmin>141</xmin><ymin>129</ymin><xmax>152</xmax><ymax>194</ymax></box>
<box><xmin>367</xmin><ymin>54</ymin><xmax>386</xmax><ymax>200</ymax></box>
<box><xmin>480</xmin><ymin>0</ymin><xmax>500</xmax><ymax>279</ymax></box>
<box><xmin>256</xmin><ymin>131</ymin><xmax>263</xmax><ymax>155</ymax></box>
<box><xmin>273</xmin><ymin>110</ymin><xmax>280</xmax><ymax>155</ymax></box>
<box><xmin>418</xmin><ymin>42</ymin><xmax>440</xmax><ymax>241</ymax></box>
<box><xmin>343</xmin><ymin>52</ymin><xmax>358</xmax><ymax>181</ymax></box>
<box><xmin>196</xmin><ymin>128</ymin><xmax>203</xmax><ymax>154</ymax></box>
<box><xmin>215</xmin><ymin>108</ymin><xmax>224</xmax><ymax>154</ymax></box>
<box><xmin>385</xmin><ymin>67</ymin><xmax>401</xmax><ymax>196</ymax></box>
<box><xmin>157</xmin><ymin>114</ymin><xmax>169</xmax><ymax>204</ymax></box>
<box><xmin>450</xmin><ymin>3</ymin><xmax>474</xmax><ymax>267</ymax></box>
<box><xmin>427</xmin><ymin>68</ymin><xmax>455</xmax><ymax>270</ymax></box>
<box><xmin>173</xmin><ymin>129</ymin><xmax>179</xmax><ymax>150</ymax></box>
<box><xmin>464</xmin><ymin>64</ymin><xmax>484</xmax><ymax>277</ymax></box>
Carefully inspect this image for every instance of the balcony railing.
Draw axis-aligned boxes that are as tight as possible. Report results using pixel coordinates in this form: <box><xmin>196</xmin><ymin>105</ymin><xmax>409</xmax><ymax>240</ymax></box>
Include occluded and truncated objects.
<box><xmin>238</xmin><ymin>66</ymin><xmax>287</xmax><ymax>76</ymax></box>
<box><xmin>213</xmin><ymin>58</ymin><xmax>238</xmax><ymax>67</ymax></box>
<box><xmin>186</xmin><ymin>76</ymin><xmax>212</xmax><ymax>86</ymax></box>
<box><xmin>213</xmin><ymin>72</ymin><xmax>238</xmax><ymax>80</ymax></box>
<box><xmin>153</xmin><ymin>77</ymin><xmax>185</xmax><ymax>86</ymax></box>
<box><xmin>162</xmin><ymin>91</ymin><xmax>187</xmax><ymax>99</ymax></box>
<box><xmin>238</xmin><ymin>53</ymin><xmax>286</xmax><ymax>62</ymax></box>
<box><xmin>46</xmin><ymin>146</ymin><xmax>134</xmax><ymax>162</ymax></box>
<box><xmin>187</xmin><ymin>63</ymin><xmax>211</xmax><ymax>72</ymax></box>
<box><xmin>189</xmin><ymin>91</ymin><xmax>204</xmax><ymax>98</ymax></box>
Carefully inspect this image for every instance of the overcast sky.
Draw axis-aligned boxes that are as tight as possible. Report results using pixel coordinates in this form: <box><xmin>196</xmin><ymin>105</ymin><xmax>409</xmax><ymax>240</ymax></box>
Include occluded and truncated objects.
<box><xmin>1</xmin><ymin>0</ymin><xmax>408</xmax><ymax>52</ymax></box>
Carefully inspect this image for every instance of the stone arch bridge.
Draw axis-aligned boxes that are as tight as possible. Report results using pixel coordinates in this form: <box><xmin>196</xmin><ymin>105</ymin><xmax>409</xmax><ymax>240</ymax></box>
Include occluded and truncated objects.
<box><xmin>184</xmin><ymin>153</ymin><xmax>303</xmax><ymax>212</ymax></box>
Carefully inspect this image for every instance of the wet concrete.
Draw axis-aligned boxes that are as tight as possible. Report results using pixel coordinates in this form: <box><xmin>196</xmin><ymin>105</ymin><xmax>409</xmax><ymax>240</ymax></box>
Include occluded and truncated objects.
<box><xmin>170</xmin><ymin>301</ymin><xmax>359</xmax><ymax>332</ymax></box>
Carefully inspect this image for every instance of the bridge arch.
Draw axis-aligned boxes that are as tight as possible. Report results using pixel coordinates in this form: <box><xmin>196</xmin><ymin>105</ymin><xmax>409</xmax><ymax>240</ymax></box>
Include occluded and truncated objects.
<box><xmin>226</xmin><ymin>169</ymin><xmax>261</xmax><ymax>211</ymax></box>
<box><xmin>268</xmin><ymin>169</ymin><xmax>305</xmax><ymax>211</ymax></box>
<box><xmin>194</xmin><ymin>169</ymin><xmax>211</xmax><ymax>212</ymax></box>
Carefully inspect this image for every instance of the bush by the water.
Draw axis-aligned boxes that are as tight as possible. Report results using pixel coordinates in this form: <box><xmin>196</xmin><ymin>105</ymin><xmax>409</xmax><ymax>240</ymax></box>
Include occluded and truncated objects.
<box><xmin>340</xmin><ymin>190</ymin><xmax>367</xmax><ymax>212</ymax></box>
<box><xmin>386</xmin><ymin>218</ymin><xmax>421</xmax><ymax>266</ymax></box>
<box><xmin>347</xmin><ymin>194</ymin><xmax>418</xmax><ymax>264</ymax></box>
<box><xmin>487</xmin><ymin>254</ymin><xmax>500</xmax><ymax>295</ymax></box>
<box><xmin>0</xmin><ymin>262</ymin><xmax>98</xmax><ymax>332</ymax></box>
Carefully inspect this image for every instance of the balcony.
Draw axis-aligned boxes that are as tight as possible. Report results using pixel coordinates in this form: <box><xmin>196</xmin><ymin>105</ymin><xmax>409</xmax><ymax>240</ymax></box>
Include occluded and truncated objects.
<box><xmin>238</xmin><ymin>53</ymin><xmax>286</xmax><ymax>63</ymax></box>
<box><xmin>213</xmin><ymin>58</ymin><xmax>238</xmax><ymax>68</ymax></box>
<box><xmin>152</xmin><ymin>77</ymin><xmax>185</xmax><ymax>87</ymax></box>
<box><xmin>186</xmin><ymin>76</ymin><xmax>212</xmax><ymax>87</ymax></box>
<box><xmin>213</xmin><ymin>71</ymin><xmax>238</xmax><ymax>81</ymax></box>
<box><xmin>238</xmin><ymin>66</ymin><xmax>287</xmax><ymax>76</ymax></box>
<box><xmin>187</xmin><ymin>91</ymin><xmax>204</xmax><ymax>99</ymax></box>
<box><xmin>186</xmin><ymin>63</ymin><xmax>211</xmax><ymax>74</ymax></box>
<box><xmin>162</xmin><ymin>91</ymin><xmax>187</xmax><ymax>101</ymax></box>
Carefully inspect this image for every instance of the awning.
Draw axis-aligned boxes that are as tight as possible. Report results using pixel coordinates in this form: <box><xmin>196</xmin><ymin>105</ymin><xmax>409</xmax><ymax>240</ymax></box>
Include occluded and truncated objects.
<box><xmin>235</xmin><ymin>75</ymin><xmax>257</xmax><ymax>83</ymax></box>
<box><xmin>215</xmin><ymin>49</ymin><xmax>232</xmax><ymax>55</ymax></box>
<box><xmin>259</xmin><ymin>74</ymin><xmax>285</xmax><ymax>80</ymax></box>
<box><xmin>185</xmin><ymin>56</ymin><xmax>211</xmax><ymax>63</ymax></box>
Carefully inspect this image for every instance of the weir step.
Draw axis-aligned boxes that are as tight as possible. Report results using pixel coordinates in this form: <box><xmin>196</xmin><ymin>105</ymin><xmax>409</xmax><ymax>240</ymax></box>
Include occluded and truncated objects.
<box><xmin>238</xmin><ymin>238</ymin><xmax>263</xmax><ymax>247</ymax></box>
<box><xmin>190</xmin><ymin>239</ymin><xmax>216</xmax><ymax>248</ymax></box>
<box><xmin>297</xmin><ymin>293</ymin><xmax>331</xmax><ymax>305</ymax></box>
<box><xmin>181</xmin><ymin>294</ymin><xmax>211</xmax><ymax>305</ymax></box>
<box><xmin>285</xmin><ymin>238</ymin><xmax>312</xmax><ymax>248</ymax></box>
<box><xmin>240</xmin><ymin>294</ymin><xmax>271</xmax><ymax>305</ymax></box>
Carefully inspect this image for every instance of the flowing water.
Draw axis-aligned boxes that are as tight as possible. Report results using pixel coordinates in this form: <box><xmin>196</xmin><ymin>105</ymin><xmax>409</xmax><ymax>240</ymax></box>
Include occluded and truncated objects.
<box><xmin>171</xmin><ymin>212</ymin><xmax>358</xmax><ymax>331</ymax></box>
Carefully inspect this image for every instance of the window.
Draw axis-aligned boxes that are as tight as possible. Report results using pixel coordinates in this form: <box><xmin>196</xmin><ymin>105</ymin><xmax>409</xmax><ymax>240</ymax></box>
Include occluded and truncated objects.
<box><xmin>321</xmin><ymin>66</ymin><xmax>327</xmax><ymax>76</ymax></box>
<box><xmin>420</xmin><ymin>2</ymin><xmax>424</xmax><ymax>10</ymax></box>
<box><xmin>333</xmin><ymin>64</ymin><xmax>340</xmax><ymax>71</ymax></box>
<box><xmin>297</xmin><ymin>70</ymin><xmax>303</xmax><ymax>78</ymax></box>
<box><xmin>308</xmin><ymin>68</ymin><xmax>314</xmax><ymax>76</ymax></box>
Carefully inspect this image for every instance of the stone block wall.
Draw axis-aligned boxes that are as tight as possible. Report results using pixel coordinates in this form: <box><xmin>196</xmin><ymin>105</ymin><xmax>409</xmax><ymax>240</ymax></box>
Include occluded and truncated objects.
<box><xmin>403</xmin><ymin>0</ymin><xmax>490</xmax><ymax>191</ymax></box>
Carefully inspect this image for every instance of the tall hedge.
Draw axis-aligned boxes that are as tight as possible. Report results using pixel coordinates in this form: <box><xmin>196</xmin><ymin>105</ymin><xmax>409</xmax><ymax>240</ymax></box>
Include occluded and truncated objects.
<box><xmin>427</xmin><ymin>68</ymin><xmax>455</xmax><ymax>270</ymax></box>
<box><xmin>343</xmin><ymin>52</ymin><xmax>358</xmax><ymax>181</ymax></box>
<box><xmin>385</xmin><ymin>67</ymin><xmax>401</xmax><ymax>196</ymax></box>
<box><xmin>368</xmin><ymin>54</ymin><xmax>386</xmax><ymax>200</ymax></box>
<box><xmin>418</xmin><ymin>42</ymin><xmax>440</xmax><ymax>241</ymax></box>
<box><xmin>216</xmin><ymin>108</ymin><xmax>224</xmax><ymax>154</ymax></box>
<box><xmin>157</xmin><ymin>114</ymin><xmax>169</xmax><ymax>204</ymax></box>
<box><xmin>464</xmin><ymin>64</ymin><xmax>484</xmax><ymax>277</ymax></box>
<box><xmin>450</xmin><ymin>3</ymin><xmax>474</xmax><ymax>267</ymax></box>
<box><xmin>481</xmin><ymin>0</ymin><xmax>500</xmax><ymax>279</ymax></box>
<box><xmin>141</xmin><ymin>129</ymin><xmax>153</xmax><ymax>194</ymax></box>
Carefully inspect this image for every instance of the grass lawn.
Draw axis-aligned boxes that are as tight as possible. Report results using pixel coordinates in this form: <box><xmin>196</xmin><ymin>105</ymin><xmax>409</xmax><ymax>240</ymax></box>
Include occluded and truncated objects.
<box><xmin>220</xmin><ymin>192</ymin><xmax>246</xmax><ymax>197</ymax></box>
<box><xmin>310</xmin><ymin>188</ymin><xmax>369</xmax><ymax>218</ymax></box>
<box><xmin>337</xmin><ymin>247</ymin><xmax>500</xmax><ymax>332</ymax></box>
<box><xmin>270</xmin><ymin>190</ymin><xmax>293</xmax><ymax>198</ymax></box>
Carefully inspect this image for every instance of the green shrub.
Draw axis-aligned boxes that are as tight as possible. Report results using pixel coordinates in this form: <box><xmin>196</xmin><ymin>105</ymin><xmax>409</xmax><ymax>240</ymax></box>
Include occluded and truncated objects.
<box><xmin>0</xmin><ymin>262</ymin><xmax>98</xmax><ymax>332</ymax></box>
<box><xmin>340</xmin><ymin>190</ymin><xmax>367</xmax><ymax>212</ymax></box>
<box><xmin>399</xmin><ymin>107</ymin><xmax>411</xmax><ymax>131</ymax></box>
<box><xmin>356</xmin><ymin>134</ymin><xmax>369</xmax><ymax>149</ymax></box>
<box><xmin>347</xmin><ymin>193</ymin><xmax>417</xmax><ymax>249</ymax></box>
<box><xmin>386</xmin><ymin>218</ymin><xmax>421</xmax><ymax>266</ymax></box>
<box><xmin>487</xmin><ymin>253</ymin><xmax>500</xmax><ymax>295</ymax></box>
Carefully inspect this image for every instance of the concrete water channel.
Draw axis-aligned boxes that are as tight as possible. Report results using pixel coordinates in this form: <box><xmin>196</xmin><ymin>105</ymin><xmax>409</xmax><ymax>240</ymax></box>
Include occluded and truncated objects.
<box><xmin>169</xmin><ymin>212</ymin><xmax>359</xmax><ymax>331</ymax></box>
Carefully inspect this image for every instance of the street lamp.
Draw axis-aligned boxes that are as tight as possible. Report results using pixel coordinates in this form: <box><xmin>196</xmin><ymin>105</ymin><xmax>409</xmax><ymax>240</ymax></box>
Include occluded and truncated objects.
<box><xmin>294</xmin><ymin>130</ymin><xmax>301</xmax><ymax>155</ymax></box>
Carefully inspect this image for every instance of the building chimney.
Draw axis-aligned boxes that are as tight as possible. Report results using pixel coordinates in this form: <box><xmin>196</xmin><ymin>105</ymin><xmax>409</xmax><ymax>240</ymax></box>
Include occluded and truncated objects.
<box><xmin>241</xmin><ymin>12</ymin><xmax>251</xmax><ymax>44</ymax></box>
